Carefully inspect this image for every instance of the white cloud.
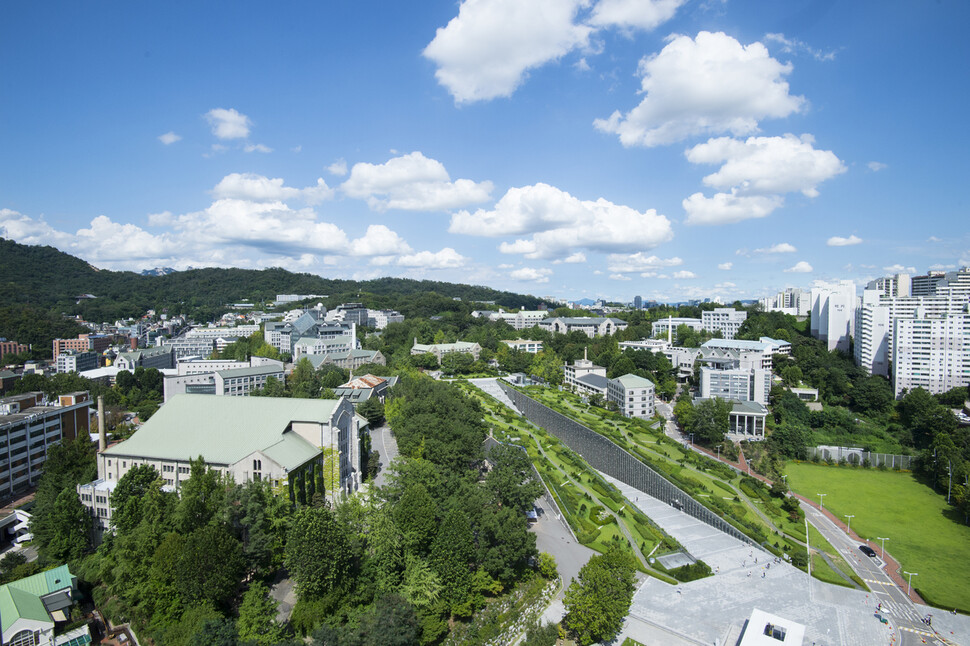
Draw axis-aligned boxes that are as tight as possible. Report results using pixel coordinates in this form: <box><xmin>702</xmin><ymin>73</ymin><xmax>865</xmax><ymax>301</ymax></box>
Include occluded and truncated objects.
<box><xmin>718</xmin><ymin>261</ymin><xmax>733</xmax><ymax>270</ymax></box>
<box><xmin>291</xmin><ymin>145</ymin><xmax>302</xmax><ymax>153</ymax></box>
<box><xmin>342</xmin><ymin>152</ymin><xmax>493</xmax><ymax>211</ymax></box>
<box><xmin>205</xmin><ymin>108</ymin><xmax>252</xmax><ymax>140</ymax></box>
<box><xmin>784</xmin><ymin>261</ymin><xmax>813</xmax><ymax>273</ymax></box>
<box><xmin>883</xmin><ymin>264</ymin><xmax>916</xmax><ymax>274</ymax></box>
<box><xmin>594</xmin><ymin>31</ymin><xmax>804</xmax><ymax>147</ymax></box>
<box><xmin>562</xmin><ymin>252</ymin><xmax>587</xmax><ymax>264</ymax></box>
<box><xmin>867</xmin><ymin>161</ymin><xmax>888</xmax><ymax>172</ymax></box>
<box><xmin>929</xmin><ymin>263</ymin><xmax>956</xmax><ymax>270</ymax></box>
<box><xmin>928</xmin><ymin>236</ymin><xmax>943</xmax><ymax>243</ymax></box>
<box><xmin>827</xmin><ymin>234</ymin><xmax>862</xmax><ymax>247</ymax></box>
<box><xmin>587</xmin><ymin>0</ymin><xmax>685</xmax><ymax>31</ymax></box>
<box><xmin>423</xmin><ymin>0</ymin><xmax>592</xmax><ymax>104</ymax></box>
<box><xmin>683</xmin><ymin>191</ymin><xmax>783</xmax><ymax>225</ymax></box>
<box><xmin>397</xmin><ymin>247</ymin><xmax>468</xmax><ymax>269</ymax></box>
<box><xmin>763</xmin><ymin>33</ymin><xmax>837</xmax><ymax>61</ymax></box>
<box><xmin>349</xmin><ymin>225</ymin><xmax>412</xmax><ymax>256</ymax></box>
<box><xmin>244</xmin><ymin>143</ymin><xmax>273</xmax><ymax>154</ymax></box>
<box><xmin>686</xmin><ymin>134</ymin><xmax>845</xmax><ymax>198</ymax></box>
<box><xmin>211</xmin><ymin>173</ymin><xmax>334</xmax><ymax>205</ymax></box>
<box><xmin>510</xmin><ymin>267</ymin><xmax>553</xmax><ymax>283</ymax></box>
<box><xmin>174</xmin><ymin>199</ymin><xmax>349</xmax><ymax>254</ymax></box>
<box><xmin>672</xmin><ymin>270</ymin><xmax>696</xmax><ymax>279</ymax></box>
<box><xmin>453</xmin><ymin>183</ymin><xmax>673</xmax><ymax>258</ymax></box>
<box><xmin>754</xmin><ymin>242</ymin><xmax>797</xmax><ymax>254</ymax></box>
<box><xmin>609</xmin><ymin>273</ymin><xmax>632</xmax><ymax>281</ymax></box>
<box><xmin>328</xmin><ymin>159</ymin><xmax>348</xmax><ymax>176</ymax></box>
<box><xmin>0</xmin><ymin>208</ymin><xmax>70</xmax><ymax>246</ymax></box>
<box><xmin>606</xmin><ymin>252</ymin><xmax>682</xmax><ymax>273</ymax></box>
<box><xmin>158</xmin><ymin>132</ymin><xmax>181</xmax><ymax>145</ymax></box>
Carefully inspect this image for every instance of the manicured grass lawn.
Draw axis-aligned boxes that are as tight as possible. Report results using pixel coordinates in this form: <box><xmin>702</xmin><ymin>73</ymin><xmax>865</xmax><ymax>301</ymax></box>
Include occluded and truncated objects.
<box><xmin>785</xmin><ymin>462</ymin><xmax>970</xmax><ymax>610</ymax></box>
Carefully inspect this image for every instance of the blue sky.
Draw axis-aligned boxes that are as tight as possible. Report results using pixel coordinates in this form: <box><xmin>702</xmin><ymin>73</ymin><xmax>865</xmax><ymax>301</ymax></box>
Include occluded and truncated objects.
<box><xmin>2</xmin><ymin>0</ymin><xmax>968</xmax><ymax>303</ymax></box>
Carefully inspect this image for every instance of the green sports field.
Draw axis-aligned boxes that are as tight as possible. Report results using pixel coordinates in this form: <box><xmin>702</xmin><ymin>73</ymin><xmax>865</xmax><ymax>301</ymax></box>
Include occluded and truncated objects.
<box><xmin>784</xmin><ymin>462</ymin><xmax>970</xmax><ymax>610</ymax></box>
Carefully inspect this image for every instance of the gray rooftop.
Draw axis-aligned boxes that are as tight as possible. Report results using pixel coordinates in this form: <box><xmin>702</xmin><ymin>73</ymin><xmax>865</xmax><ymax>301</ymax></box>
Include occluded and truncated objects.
<box><xmin>215</xmin><ymin>365</ymin><xmax>285</xmax><ymax>378</ymax></box>
<box><xmin>612</xmin><ymin>373</ymin><xmax>655</xmax><ymax>389</ymax></box>
<box><xmin>102</xmin><ymin>394</ymin><xmax>332</xmax><ymax>468</ymax></box>
<box><xmin>701</xmin><ymin>339</ymin><xmax>773</xmax><ymax>351</ymax></box>
<box><xmin>577</xmin><ymin>373</ymin><xmax>609</xmax><ymax>389</ymax></box>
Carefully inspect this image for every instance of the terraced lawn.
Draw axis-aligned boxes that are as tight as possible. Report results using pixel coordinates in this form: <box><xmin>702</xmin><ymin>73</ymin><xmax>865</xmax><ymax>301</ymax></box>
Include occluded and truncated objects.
<box><xmin>785</xmin><ymin>461</ymin><xmax>970</xmax><ymax>610</ymax></box>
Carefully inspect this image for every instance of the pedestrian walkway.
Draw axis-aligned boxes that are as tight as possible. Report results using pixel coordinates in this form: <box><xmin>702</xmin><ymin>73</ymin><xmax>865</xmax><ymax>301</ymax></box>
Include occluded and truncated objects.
<box><xmin>602</xmin><ymin>472</ymin><xmax>902</xmax><ymax>646</ymax></box>
<box><xmin>469</xmin><ymin>378</ymin><xmax>521</xmax><ymax>414</ymax></box>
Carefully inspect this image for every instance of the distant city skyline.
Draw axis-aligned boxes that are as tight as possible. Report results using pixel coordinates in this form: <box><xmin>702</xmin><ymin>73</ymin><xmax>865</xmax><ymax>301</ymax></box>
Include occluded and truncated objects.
<box><xmin>1</xmin><ymin>1</ymin><xmax>968</xmax><ymax>303</ymax></box>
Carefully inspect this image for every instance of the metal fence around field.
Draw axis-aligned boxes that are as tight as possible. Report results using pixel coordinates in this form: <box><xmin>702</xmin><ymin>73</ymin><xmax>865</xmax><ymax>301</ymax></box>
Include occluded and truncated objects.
<box><xmin>805</xmin><ymin>445</ymin><xmax>917</xmax><ymax>470</ymax></box>
<box><xmin>497</xmin><ymin>382</ymin><xmax>757</xmax><ymax>547</ymax></box>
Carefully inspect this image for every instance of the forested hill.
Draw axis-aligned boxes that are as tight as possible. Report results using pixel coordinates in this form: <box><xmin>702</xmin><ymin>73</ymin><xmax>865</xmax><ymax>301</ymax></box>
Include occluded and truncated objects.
<box><xmin>0</xmin><ymin>239</ymin><xmax>542</xmax><ymax>321</ymax></box>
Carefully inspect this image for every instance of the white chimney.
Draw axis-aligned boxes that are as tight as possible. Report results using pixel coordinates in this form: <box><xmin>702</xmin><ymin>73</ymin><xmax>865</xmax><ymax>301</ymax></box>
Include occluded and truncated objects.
<box><xmin>97</xmin><ymin>395</ymin><xmax>106</xmax><ymax>452</ymax></box>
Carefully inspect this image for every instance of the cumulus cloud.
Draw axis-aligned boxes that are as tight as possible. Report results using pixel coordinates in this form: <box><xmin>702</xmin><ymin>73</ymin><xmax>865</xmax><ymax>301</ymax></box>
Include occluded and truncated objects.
<box><xmin>928</xmin><ymin>236</ymin><xmax>943</xmax><ymax>243</ymax></box>
<box><xmin>672</xmin><ymin>270</ymin><xmax>696</xmax><ymax>279</ymax></box>
<box><xmin>348</xmin><ymin>225</ymin><xmax>412</xmax><ymax>256</ymax></box>
<box><xmin>328</xmin><ymin>159</ymin><xmax>348</xmax><ymax>176</ymax></box>
<box><xmin>556</xmin><ymin>252</ymin><xmax>587</xmax><ymax>264</ymax></box>
<box><xmin>244</xmin><ymin>143</ymin><xmax>273</xmax><ymax>153</ymax></box>
<box><xmin>342</xmin><ymin>152</ymin><xmax>493</xmax><ymax>211</ymax></box>
<box><xmin>594</xmin><ymin>31</ymin><xmax>804</xmax><ymax>147</ymax></box>
<box><xmin>867</xmin><ymin>161</ymin><xmax>887</xmax><ymax>172</ymax></box>
<box><xmin>212</xmin><ymin>173</ymin><xmax>335</xmax><ymax>205</ymax></box>
<box><xmin>397</xmin><ymin>247</ymin><xmax>468</xmax><ymax>269</ymax></box>
<box><xmin>754</xmin><ymin>242</ymin><xmax>797</xmax><ymax>254</ymax></box>
<box><xmin>510</xmin><ymin>267</ymin><xmax>553</xmax><ymax>283</ymax></box>
<box><xmin>158</xmin><ymin>132</ymin><xmax>181</xmax><ymax>145</ymax></box>
<box><xmin>827</xmin><ymin>234</ymin><xmax>862</xmax><ymax>247</ymax></box>
<box><xmin>683</xmin><ymin>191</ymin><xmax>783</xmax><ymax>225</ymax></box>
<box><xmin>718</xmin><ymin>262</ymin><xmax>733</xmax><ymax>270</ymax></box>
<box><xmin>588</xmin><ymin>0</ymin><xmax>685</xmax><ymax>31</ymax></box>
<box><xmin>686</xmin><ymin>134</ymin><xmax>845</xmax><ymax>198</ymax></box>
<box><xmin>784</xmin><ymin>261</ymin><xmax>813</xmax><ymax>273</ymax></box>
<box><xmin>606</xmin><ymin>252</ymin><xmax>682</xmax><ymax>273</ymax></box>
<box><xmin>763</xmin><ymin>33</ymin><xmax>837</xmax><ymax>61</ymax></box>
<box><xmin>205</xmin><ymin>108</ymin><xmax>252</xmax><ymax>140</ymax></box>
<box><xmin>423</xmin><ymin>0</ymin><xmax>592</xmax><ymax>103</ymax></box>
<box><xmin>883</xmin><ymin>264</ymin><xmax>916</xmax><ymax>274</ymax></box>
<box><xmin>609</xmin><ymin>273</ymin><xmax>632</xmax><ymax>281</ymax></box>
<box><xmin>452</xmin><ymin>183</ymin><xmax>673</xmax><ymax>258</ymax></box>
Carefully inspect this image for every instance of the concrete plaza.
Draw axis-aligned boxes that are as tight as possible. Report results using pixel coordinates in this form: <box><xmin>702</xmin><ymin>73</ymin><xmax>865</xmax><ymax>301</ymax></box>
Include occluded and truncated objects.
<box><xmin>604</xmin><ymin>473</ymin><xmax>901</xmax><ymax>646</ymax></box>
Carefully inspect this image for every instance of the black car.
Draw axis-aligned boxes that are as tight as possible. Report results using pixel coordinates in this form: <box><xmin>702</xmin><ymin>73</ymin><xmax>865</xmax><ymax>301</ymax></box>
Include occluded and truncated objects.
<box><xmin>859</xmin><ymin>545</ymin><xmax>877</xmax><ymax>557</ymax></box>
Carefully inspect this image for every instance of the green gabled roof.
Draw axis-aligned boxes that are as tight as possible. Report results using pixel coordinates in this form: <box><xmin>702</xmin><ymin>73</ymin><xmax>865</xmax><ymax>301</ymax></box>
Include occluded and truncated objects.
<box><xmin>613</xmin><ymin>373</ymin><xmax>654</xmax><ymax>388</ymax></box>
<box><xmin>0</xmin><ymin>564</ymin><xmax>74</xmax><ymax>632</ymax></box>
<box><xmin>261</xmin><ymin>434</ymin><xmax>323</xmax><ymax>470</ymax></box>
<box><xmin>102</xmin><ymin>395</ymin><xmax>334</xmax><ymax>466</ymax></box>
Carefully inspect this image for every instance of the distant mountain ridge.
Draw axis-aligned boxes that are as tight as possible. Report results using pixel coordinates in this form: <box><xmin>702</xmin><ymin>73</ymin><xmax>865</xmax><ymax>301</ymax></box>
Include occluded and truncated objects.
<box><xmin>0</xmin><ymin>238</ymin><xmax>542</xmax><ymax>321</ymax></box>
<box><xmin>140</xmin><ymin>267</ymin><xmax>179</xmax><ymax>276</ymax></box>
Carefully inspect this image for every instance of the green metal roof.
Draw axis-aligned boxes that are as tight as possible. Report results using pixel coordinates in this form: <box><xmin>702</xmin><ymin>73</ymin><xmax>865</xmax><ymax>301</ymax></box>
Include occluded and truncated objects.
<box><xmin>613</xmin><ymin>373</ymin><xmax>654</xmax><ymax>388</ymax></box>
<box><xmin>215</xmin><ymin>365</ymin><xmax>284</xmax><ymax>378</ymax></box>
<box><xmin>0</xmin><ymin>565</ymin><xmax>74</xmax><ymax>632</ymax></box>
<box><xmin>102</xmin><ymin>395</ymin><xmax>334</xmax><ymax>467</ymax></box>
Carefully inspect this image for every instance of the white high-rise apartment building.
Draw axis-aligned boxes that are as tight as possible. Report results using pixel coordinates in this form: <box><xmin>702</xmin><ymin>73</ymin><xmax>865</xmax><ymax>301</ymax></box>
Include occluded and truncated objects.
<box><xmin>892</xmin><ymin>309</ymin><xmax>970</xmax><ymax>398</ymax></box>
<box><xmin>701</xmin><ymin>308</ymin><xmax>747</xmax><ymax>340</ymax></box>
<box><xmin>759</xmin><ymin>288</ymin><xmax>811</xmax><ymax>316</ymax></box>
<box><xmin>854</xmin><ymin>268</ymin><xmax>970</xmax><ymax>380</ymax></box>
<box><xmin>811</xmin><ymin>280</ymin><xmax>857</xmax><ymax>353</ymax></box>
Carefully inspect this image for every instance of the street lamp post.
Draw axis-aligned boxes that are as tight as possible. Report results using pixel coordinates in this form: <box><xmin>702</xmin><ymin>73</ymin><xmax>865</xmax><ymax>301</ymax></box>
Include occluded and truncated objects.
<box><xmin>876</xmin><ymin>536</ymin><xmax>889</xmax><ymax>559</ymax></box>
<box><xmin>689</xmin><ymin>433</ymin><xmax>694</xmax><ymax>446</ymax></box>
<box><xmin>716</xmin><ymin>445</ymin><xmax>721</xmax><ymax>461</ymax></box>
<box><xmin>844</xmin><ymin>514</ymin><xmax>855</xmax><ymax>535</ymax></box>
<box><xmin>947</xmin><ymin>460</ymin><xmax>952</xmax><ymax>504</ymax></box>
<box><xmin>903</xmin><ymin>571</ymin><xmax>918</xmax><ymax>596</ymax></box>
<box><xmin>817</xmin><ymin>493</ymin><xmax>827</xmax><ymax>510</ymax></box>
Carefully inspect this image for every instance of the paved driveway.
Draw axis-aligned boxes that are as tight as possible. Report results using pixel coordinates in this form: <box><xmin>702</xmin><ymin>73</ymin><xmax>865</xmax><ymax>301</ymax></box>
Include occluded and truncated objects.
<box><xmin>371</xmin><ymin>423</ymin><xmax>399</xmax><ymax>488</ymax></box>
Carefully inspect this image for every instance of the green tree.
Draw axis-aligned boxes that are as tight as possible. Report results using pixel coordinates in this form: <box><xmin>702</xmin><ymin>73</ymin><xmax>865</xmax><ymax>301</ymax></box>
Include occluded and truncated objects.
<box><xmin>850</xmin><ymin>375</ymin><xmax>893</xmax><ymax>414</ymax></box>
<box><xmin>529</xmin><ymin>350</ymin><xmax>563</xmax><ymax>386</ymax></box>
<box><xmin>174</xmin><ymin>457</ymin><xmax>226</xmax><ymax>533</ymax></box>
<box><xmin>395</xmin><ymin>483</ymin><xmax>438</xmax><ymax>555</ymax></box>
<box><xmin>289</xmin><ymin>358</ymin><xmax>321</xmax><ymax>398</ymax></box>
<box><xmin>45</xmin><ymin>487</ymin><xmax>92</xmax><ymax>562</ymax></box>
<box><xmin>430</xmin><ymin>506</ymin><xmax>475</xmax><ymax>615</ymax></box>
<box><xmin>285</xmin><ymin>506</ymin><xmax>351</xmax><ymax>599</ymax></box>
<box><xmin>29</xmin><ymin>438</ymin><xmax>96</xmax><ymax>559</ymax></box>
<box><xmin>484</xmin><ymin>444</ymin><xmax>543</xmax><ymax>514</ymax></box>
<box><xmin>357</xmin><ymin>397</ymin><xmax>385</xmax><ymax>427</ymax></box>
<box><xmin>563</xmin><ymin>544</ymin><xmax>637</xmax><ymax>645</ymax></box>
<box><xmin>237</xmin><ymin>582</ymin><xmax>286</xmax><ymax>645</ymax></box>
<box><xmin>111</xmin><ymin>464</ymin><xmax>161</xmax><ymax>535</ymax></box>
<box><xmin>688</xmin><ymin>397</ymin><xmax>731</xmax><ymax>445</ymax></box>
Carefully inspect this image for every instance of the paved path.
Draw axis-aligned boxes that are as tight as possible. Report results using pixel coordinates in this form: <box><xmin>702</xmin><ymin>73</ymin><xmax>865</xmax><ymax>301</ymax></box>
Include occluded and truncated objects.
<box><xmin>602</xmin><ymin>472</ymin><xmax>907</xmax><ymax>646</ymax></box>
<box><xmin>468</xmin><ymin>377</ymin><xmax>522</xmax><ymax>414</ymax></box>
<box><xmin>371</xmin><ymin>423</ymin><xmax>398</xmax><ymax>488</ymax></box>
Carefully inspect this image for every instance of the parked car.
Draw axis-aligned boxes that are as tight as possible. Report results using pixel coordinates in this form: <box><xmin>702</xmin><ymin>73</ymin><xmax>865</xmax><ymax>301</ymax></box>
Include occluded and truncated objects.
<box><xmin>859</xmin><ymin>545</ymin><xmax>877</xmax><ymax>558</ymax></box>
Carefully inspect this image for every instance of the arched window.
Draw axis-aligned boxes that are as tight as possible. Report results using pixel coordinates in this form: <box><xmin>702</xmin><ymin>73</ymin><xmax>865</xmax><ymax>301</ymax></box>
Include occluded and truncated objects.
<box><xmin>9</xmin><ymin>629</ymin><xmax>39</xmax><ymax>646</ymax></box>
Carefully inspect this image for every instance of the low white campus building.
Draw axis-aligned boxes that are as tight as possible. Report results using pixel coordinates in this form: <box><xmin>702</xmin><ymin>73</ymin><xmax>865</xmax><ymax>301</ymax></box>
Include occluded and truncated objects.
<box><xmin>501</xmin><ymin>339</ymin><xmax>544</xmax><ymax>354</ymax></box>
<box><xmin>79</xmin><ymin>395</ymin><xmax>361</xmax><ymax>539</ymax></box>
<box><xmin>607</xmin><ymin>374</ymin><xmax>655</xmax><ymax>419</ymax></box>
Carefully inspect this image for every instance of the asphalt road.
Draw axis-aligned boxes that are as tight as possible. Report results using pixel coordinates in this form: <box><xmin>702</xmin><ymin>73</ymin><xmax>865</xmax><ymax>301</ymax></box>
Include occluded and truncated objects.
<box><xmin>800</xmin><ymin>500</ymin><xmax>952</xmax><ymax>646</ymax></box>
<box><xmin>371</xmin><ymin>423</ymin><xmax>399</xmax><ymax>489</ymax></box>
